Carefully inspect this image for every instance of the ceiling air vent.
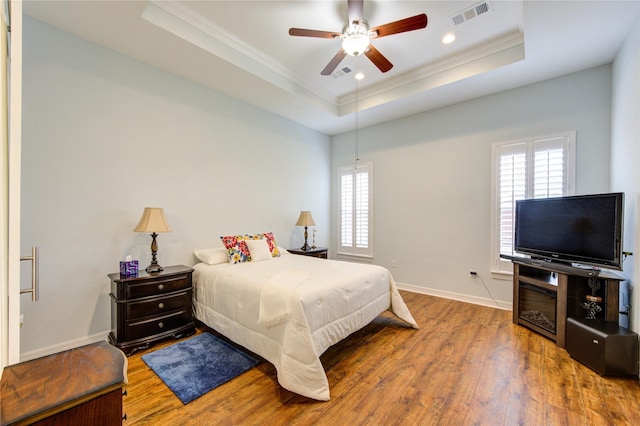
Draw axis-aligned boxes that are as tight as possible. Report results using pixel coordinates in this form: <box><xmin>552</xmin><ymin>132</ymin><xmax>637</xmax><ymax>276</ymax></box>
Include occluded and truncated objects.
<box><xmin>451</xmin><ymin>1</ymin><xmax>491</xmax><ymax>26</ymax></box>
<box><xmin>331</xmin><ymin>66</ymin><xmax>353</xmax><ymax>79</ymax></box>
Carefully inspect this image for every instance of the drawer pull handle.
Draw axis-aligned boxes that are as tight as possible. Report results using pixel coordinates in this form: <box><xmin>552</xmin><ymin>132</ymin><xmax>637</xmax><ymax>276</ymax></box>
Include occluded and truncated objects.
<box><xmin>158</xmin><ymin>322</ymin><xmax>164</xmax><ymax>329</ymax></box>
<box><xmin>158</xmin><ymin>284</ymin><xmax>165</xmax><ymax>290</ymax></box>
<box><xmin>593</xmin><ymin>339</ymin><xmax>599</xmax><ymax>344</ymax></box>
<box><xmin>158</xmin><ymin>302</ymin><xmax>165</xmax><ymax>309</ymax></box>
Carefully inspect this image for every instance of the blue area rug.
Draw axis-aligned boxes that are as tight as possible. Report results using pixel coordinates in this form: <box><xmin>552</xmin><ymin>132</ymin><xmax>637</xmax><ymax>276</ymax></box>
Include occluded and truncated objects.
<box><xmin>141</xmin><ymin>332</ymin><xmax>259</xmax><ymax>404</ymax></box>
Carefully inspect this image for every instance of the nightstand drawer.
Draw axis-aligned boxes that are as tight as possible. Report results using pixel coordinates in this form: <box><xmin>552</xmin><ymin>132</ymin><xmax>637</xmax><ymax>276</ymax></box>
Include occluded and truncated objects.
<box><xmin>125</xmin><ymin>275</ymin><xmax>190</xmax><ymax>299</ymax></box>
<box><xmin>109</xmin><ymin>265</ymin><xmax>195</xmax><ymax>355</ymax></box>
<box><xmin>127</xmin><ymin>310</ymin><xmax>191</xmax><ymax>342</ymax></box>
<box><xmin>126</xmin><ymin>291</ymin><xmax>191</xmax><ymax>320</ymax></box>
<box><xmin>305</xmin><ymin>251</ymin><xmax>327</xmax><ymax>259</ymax></box>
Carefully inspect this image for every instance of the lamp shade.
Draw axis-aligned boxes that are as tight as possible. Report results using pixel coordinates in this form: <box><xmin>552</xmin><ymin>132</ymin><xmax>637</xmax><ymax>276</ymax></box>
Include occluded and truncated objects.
<box><xmin>133</xmin><ymin>207</ymin><xmax>172</xmax><ymax>233</ymax></box>
<box><xmin>295</xmin><ymin>211</ymin><xmax>316</xmax><ymax>227</ymax></box>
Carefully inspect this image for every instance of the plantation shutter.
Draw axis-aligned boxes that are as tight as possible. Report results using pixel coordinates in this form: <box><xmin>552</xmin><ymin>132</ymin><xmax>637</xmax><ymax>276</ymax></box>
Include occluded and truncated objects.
<box><xmin>498</xmin><ymin>143</ymin><xmax>526</xmax><ymax>257</ymax></box>
<box><xmin>338</xmin><ymin>163</ymin><xmax>373</xmax><ymax>257</ymax></box>
<box><xmin>493</xmin><ymin>133</ymin><xmax>575</xmax><ymax>272</ymax></box>
<box><xmin>532</xmin><ymin>137</ymin><xmax>566</xmax><ymax>199</ymax></box>
<box><xmin>354</xmin><ymin>169</ymin><xmax>369</xmax><ymax>248</ymax></box>
<box><xmin>340</xmin><ymin>169</ymin><xmax>353</xmax><ymax>247</ymax></box>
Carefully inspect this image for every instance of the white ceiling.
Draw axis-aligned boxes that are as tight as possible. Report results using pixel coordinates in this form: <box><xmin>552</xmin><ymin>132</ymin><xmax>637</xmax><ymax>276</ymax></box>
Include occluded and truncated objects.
<box><xmin>23</xmin><ymin>1</ymin><xmax>640</xmax><ymax>135</ymax></box>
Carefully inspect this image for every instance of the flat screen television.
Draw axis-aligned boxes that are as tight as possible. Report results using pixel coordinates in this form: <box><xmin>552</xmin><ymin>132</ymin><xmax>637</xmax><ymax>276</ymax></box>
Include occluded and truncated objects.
<box><xmin>514</xmin><ymin>192</ymin><xmax>624</xmax><ymax>271</ymax></box>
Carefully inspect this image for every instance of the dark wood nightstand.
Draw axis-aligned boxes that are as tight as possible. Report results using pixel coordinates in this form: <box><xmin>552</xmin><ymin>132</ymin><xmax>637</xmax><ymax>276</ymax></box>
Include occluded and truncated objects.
<box><xmin>108</xmin><ymin>265</ymin><xmax>195</xmax><ymax>356</ymax></box>
<box><xmin>288</xmin><ymin>247</ymin><xmax>328</xmax><ymax>259</ymax></box>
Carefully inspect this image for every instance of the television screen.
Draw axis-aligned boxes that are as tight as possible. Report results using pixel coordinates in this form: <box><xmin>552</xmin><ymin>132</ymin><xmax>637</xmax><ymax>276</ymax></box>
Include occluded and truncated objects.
<box><xmin>514</xmin><ymin>193</ymin><xmax>624</xmax><ymax>270</ymax></box>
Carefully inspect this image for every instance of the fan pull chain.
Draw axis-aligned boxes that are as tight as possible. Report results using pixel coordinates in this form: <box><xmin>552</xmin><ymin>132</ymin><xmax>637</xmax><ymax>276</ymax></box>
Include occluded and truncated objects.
<box><xmin>354</xmin><ymin>58</ymin><xmax>360</xmax><ymax>169</ymax></box>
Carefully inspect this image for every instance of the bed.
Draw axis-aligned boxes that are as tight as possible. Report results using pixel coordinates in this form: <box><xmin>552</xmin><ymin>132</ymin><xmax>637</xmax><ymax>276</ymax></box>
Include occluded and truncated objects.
<box><xmin>192</xmin><ymin>246</ymin><xmax>418</xmax><ymax>401</ymax></box>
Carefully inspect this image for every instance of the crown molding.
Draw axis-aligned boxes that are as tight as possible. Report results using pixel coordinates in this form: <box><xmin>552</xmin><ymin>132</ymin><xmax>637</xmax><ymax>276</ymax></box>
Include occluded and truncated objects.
<box><xmin>142</xmin><ymin>0</ymin><xmax>339</xmax><ymax>114</ymax></box>
<box><xmin>338</xmin><ymin>30</ymin><xmax>525</xmax><ymax>115</ymax></box>
<box><xmin>143</xmin><ymin>1</ymin><xmax>524</xmax><ymax>119</ymax></box>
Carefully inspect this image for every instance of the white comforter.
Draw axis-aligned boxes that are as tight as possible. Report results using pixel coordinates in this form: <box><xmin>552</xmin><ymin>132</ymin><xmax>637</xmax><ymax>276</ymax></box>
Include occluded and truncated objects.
<box><xmin>193</xmin><ymin>254</ymin><xmax>418</xmax><ymax>400</ymax></box>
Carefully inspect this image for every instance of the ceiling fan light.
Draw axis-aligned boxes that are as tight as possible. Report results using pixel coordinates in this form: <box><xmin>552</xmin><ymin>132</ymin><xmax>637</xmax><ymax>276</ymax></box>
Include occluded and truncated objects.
<box><xmin>342</xmin><ymin>34</ymin><xmax>370</xmax><ymax>56</ymax></box>
<box><xmin>442</xmin><ymin>33</ymin><xmax>456</xmax><ymax>44</ymax></box>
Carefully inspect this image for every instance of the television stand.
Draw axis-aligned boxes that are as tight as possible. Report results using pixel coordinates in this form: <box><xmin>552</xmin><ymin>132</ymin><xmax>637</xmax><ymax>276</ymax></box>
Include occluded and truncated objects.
<box><xmin>510</xmin><ymin>259</ymin><xmax>622</xmax><ymax>348</ymax></box>
<box><xmin>534</xmin><ymin>260</ymin><xmax>600</xmax><ymax>277</ymax></box>
<box><xmin>500</xmin><ymin>254</ymin><xmax>600</xmax><ymax>277</ymax></box>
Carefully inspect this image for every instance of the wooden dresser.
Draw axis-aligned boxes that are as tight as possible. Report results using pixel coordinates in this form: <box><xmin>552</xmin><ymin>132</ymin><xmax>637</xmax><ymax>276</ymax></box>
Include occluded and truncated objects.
<box><xmin>108</xmin><ymin>265</ymin><xmax>195</xmax><ymax>356</ymax></box>
<box><xmin>0</xmin><ymin>341</ymin><xmax>127</xmax><ymax>425</ymax></box>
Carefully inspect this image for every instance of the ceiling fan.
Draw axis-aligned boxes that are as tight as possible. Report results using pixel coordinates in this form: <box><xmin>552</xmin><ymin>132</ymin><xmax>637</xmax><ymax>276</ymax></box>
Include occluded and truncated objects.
<box><xmin>289</xmin><ymin>0</ymin><xmax>428</xmax><ymax>75</ymax></box>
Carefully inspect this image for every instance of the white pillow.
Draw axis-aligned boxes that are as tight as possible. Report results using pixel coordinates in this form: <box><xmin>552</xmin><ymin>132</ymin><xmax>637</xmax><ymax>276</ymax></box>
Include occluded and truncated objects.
<box><xmin>193</xmin><ymin>248</ymin><xmax>229</xmax><ymax>265</ymax></box>
<box><xmin>245</xmin><ymin>238</ymin><xmax>272</xmax><ymax>262</ymax></box>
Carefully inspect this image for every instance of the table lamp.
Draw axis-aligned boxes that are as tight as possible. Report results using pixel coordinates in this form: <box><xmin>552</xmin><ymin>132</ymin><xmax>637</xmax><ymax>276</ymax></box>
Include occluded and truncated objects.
<box><xmin>295</xmin><ymin>211</ymin><xmax>315</xmax><ymax>251</ymax></box>
<box><xmin>134</xmin><ymin>207</ymin><xmax>172</xmax><ymax>273</ymax></box>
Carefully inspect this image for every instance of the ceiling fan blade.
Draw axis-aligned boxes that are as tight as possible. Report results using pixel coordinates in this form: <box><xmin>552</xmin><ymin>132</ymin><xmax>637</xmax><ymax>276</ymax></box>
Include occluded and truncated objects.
<box><xmin>365</xmin><ymin>44</ymin><xmax>393</xmax><ymax>73</ymax></box>
<box><xmin>370</xmin><ymin>14</ymin><xmax>428</xmax><ymax>38</ymax></box>
<box><xmin>347</xmin><ymin>0</ymin><xmax>364</xmax><ymax>24</ymax></box>
<box><xmin>288</xmin><ymin>28</ymin><xmax>341</xmax><ymax>39</ymax></box>
<box><xmin>321</xmin><ymin>49</ymin><xmax>348</xmax><ymax>76</ymax></box>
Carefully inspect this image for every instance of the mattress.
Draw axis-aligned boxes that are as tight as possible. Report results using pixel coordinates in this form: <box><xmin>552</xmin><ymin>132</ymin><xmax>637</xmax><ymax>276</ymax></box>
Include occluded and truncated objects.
<box><xmin>193</xmin><ymin>253</ymin><xmax>417</xmax><ymax>400</ymax></box>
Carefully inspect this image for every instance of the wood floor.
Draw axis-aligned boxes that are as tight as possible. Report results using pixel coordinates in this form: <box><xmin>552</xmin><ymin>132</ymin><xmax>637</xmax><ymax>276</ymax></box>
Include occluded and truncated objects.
<box><xmin>122</xmin><ymin>292</ymin><xmax>640</xmax><ymax>425</ymax></box>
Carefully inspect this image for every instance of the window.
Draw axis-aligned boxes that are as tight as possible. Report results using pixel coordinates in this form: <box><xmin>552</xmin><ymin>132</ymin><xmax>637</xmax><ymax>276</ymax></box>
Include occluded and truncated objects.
<box><xmin>338</xmin><ymin>162</ymin><xmax>373</xmax><ymax>258</ymax></box>
<box><xmin>491</xmin><ymin>132</ymin><xmax>575</xmax><ymax>273</ymax></box>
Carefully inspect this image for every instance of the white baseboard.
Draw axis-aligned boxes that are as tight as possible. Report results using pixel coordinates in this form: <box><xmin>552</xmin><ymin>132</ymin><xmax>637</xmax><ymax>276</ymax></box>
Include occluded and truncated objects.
<box><xmin>20</xmin><ymin>330</ymin><xmax>110</xmax><ymax>362</ymax></box>
<box><xmin>396</xmin><ymin>282</ymin><xmax>513</xmax><ymax>311</ymax></box>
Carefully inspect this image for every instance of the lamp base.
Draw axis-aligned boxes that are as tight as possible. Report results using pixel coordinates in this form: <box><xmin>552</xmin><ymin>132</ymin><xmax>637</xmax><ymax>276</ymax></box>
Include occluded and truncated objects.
<box><xmin>145</xmin><ymin>263</ymin><xmax>164</xmax><ymax>273</ymax></box>
<box><xmin>301</xmin><ymin>226</ymin><xmax>311</xmax><ymax>251</ymax></box>
<box><xmin>145</xmin><ymin>232</ymin><xmax>164</xmax><ymax>273</ymax></box>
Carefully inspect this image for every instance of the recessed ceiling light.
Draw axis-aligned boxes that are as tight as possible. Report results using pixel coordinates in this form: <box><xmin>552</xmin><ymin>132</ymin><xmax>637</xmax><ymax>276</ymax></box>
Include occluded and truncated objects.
<box><xmin>355</xmin><ymin>72</ymin><xmax>365</xmax><ymax>80</ymax></box>
<box><xmin>442</xmin><ymin>33</ymin><xmax>456</xmax><ymax>44</ymax></box>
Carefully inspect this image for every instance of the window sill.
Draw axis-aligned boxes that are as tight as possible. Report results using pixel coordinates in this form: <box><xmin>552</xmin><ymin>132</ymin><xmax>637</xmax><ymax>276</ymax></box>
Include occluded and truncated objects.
<box><xmin>336</xmin><ymin>253</ymin><xmax>373</xmax><ymax>263</ymax></box>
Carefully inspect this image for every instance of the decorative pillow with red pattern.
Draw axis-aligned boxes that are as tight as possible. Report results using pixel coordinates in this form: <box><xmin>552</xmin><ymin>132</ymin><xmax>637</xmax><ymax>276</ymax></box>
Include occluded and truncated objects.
<box><xmin>220</xmin><ymin>235</ymin><xmax>251</xmax><ymax>264</ymax></box>
<box><xmin>262</xmin><ymin>232</ymin><xmax>281</xmax><ymax>257</ymax></box>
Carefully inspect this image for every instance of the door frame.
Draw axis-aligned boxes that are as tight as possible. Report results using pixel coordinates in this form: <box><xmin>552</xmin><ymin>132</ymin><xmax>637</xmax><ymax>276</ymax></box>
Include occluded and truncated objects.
<box><xmin>1</xmin><ymin>0</ymin><xmax>22</xmax><ymax>368</ymax></box>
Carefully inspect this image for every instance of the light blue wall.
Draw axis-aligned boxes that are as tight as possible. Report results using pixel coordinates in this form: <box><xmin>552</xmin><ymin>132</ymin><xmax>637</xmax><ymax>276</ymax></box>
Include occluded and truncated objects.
<box><xmin>332</xmin><ymin>65</ymin><xmax>613</xmax><ymax>306</ymax></box>
<box><xmin>611</xmin><ymin>17</ymin><xmax>640</xmax><ymax>333</ymax></box>
<box><xmin>19</xmin><ymin>17</ymin><xmax>330</xmax><ymax>358</ymax></box>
